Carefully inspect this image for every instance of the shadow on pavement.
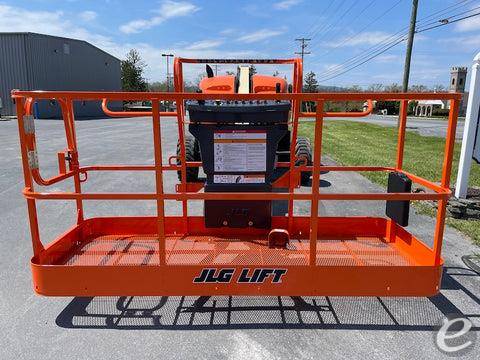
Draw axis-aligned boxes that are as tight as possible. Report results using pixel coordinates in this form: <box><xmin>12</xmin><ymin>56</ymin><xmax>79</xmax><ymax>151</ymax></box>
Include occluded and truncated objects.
<box><xmin>56</xmin><ymin>266</ymin><xmax>480</xmax><ymax>331</ymax></box>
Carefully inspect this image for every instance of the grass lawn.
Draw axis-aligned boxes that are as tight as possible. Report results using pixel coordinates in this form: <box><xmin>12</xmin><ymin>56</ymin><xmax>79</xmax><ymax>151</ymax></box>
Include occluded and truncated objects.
<box><xmin>298</xmin><ymin>120</ymin><xmax>480</xmax><ymax>245</ymax></box>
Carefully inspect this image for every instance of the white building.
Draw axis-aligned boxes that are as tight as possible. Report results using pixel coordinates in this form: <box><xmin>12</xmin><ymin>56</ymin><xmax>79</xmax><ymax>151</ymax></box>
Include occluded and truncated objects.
<box><xmin>414</xmin><ymin>66</ymin><xmax>468</xmax><ymax>117</ymax></box>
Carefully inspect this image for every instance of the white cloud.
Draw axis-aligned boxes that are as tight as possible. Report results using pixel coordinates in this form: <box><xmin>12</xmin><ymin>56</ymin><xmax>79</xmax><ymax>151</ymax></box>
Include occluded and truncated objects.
<box><xmin>0</xmin><ymin>4</ymin><xmax>66</xmax><ymax>34</ymax></box>
<box><xmin>0</xmin><ymin>4</ymin><xmax>260</xmax><ymax>82</ymax></box>
<box><xmin>321</xmin><ymin>63</ymin><xmax>344</xmax><ymax>73</ymax></box>
<box><xmin>237</xmin><ymin>29</ymin><xmax>285</xmax><ymax>43</ymax></box>
<box><xmin>374</xmin><ymin>54</ymin><xmax>401</xmax><ymax>63</ymax></box>
<box><xmin>220</xmin><ymin>28</ymin><xmax>236</xmax><ymax>35</ymax></box>
<box><xmin>119</xmin><ymin>0</ymin><xmax>199</xmax><ymax>34</ymax></box>
<box><xmin>274</xmin><ymin>0</ymin><xmax>302</xmax><ymax>10</ymax></box>
<box><xmin>438</xmin><ymin>34</ymin><xmax>480</xmax><ymax>51</ymax></box>
<box><xmin>79</xmin><ymin>10</ymin><xmax>97</xmax><ymax>22</ymax></box>
<box><xmin>325</xmin><ymin>31</ymin><xmax>394</xmax><ymax>47</ymax></box>
<box><xmin>455</xmin><ymin>15</ymin><xmax>480</xmax><ymax>32</ymax></box>
<box><xmin>184</xmin><ymin>39</ymin><xmax>223</xmax><ymax>50</ymax></box>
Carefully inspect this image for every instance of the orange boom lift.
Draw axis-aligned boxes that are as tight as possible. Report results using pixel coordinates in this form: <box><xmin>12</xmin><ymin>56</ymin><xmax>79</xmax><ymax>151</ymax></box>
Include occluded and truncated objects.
<box><xmin>12</xmin><ymin>58</ymin><xmax>460</xmax><ymax>297</ymax></box>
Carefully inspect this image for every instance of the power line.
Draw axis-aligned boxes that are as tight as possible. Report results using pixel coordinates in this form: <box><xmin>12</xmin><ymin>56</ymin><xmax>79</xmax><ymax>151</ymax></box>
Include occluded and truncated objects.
<box><xmin>303</xmin><ymin>0</ymin><xmax>338</xmax><ymax>38</ymax></box>
<box><xmin>283</xmin><ymin>1</ymin><xmax>342</xmax><ymax>55</ymax></box>
<box><xmin>316</xmin><ymin>9</ymin><xmax>480</xmax><ymax>82</ymax></box>
<box><xmin>402</xmin><ymin>0</ymin><xmax>419</xmax><ymax>92</ymax></box>
<box><xmin>410</xmin><ymin>1</ymin><xmax>477</xmax><ymax>31</ymax></box>
<box><xmin>311</xmin><ymin>0</ymin><xmax>474</xmax><ymax>76</ymax></box>
<box><xmin>317</xmin><ymin>39</ymin><xmax>406</xmax><ymax>82</ymax></box>
<box><xmin>309</xmin><ymin>0</ymin><xmax>358</xmax><ymax>43</ymax></box>
<box><xmin>314</xmin><ymin>30</ymin><xmax>408</xmax><ymax>79</ymax></box>
<box><xmin>417</xmin><ymin>9</ymin><xmax>480</xmax><ymax>33</ymax></box>
<box><xmin>315</xmin><ymin>3</ymin><xmax>480</xmax><ymax>80</ymax></box>
<box><xmin>285</xmin><ymin>0</ymin><xmax>472</xmax><ymax>58</ymax></box>
<box><xmin>310</xmin><ymin>9</ymin><xmax>412</xmax><ymax>75</ymax></box>
<box><xmin>309</xmin><ymin>0</ymin><xmax>403</xmax><ymax>57</ymax></box>
<box><xmin>308</xmin><ymin>0</ymin><xmax>347</xmax><ymax>40</ymax></box>
<box><xmin>295</xmin><ymin>37</ymin><xmax>311</xmax><ymax>64</ymax></box>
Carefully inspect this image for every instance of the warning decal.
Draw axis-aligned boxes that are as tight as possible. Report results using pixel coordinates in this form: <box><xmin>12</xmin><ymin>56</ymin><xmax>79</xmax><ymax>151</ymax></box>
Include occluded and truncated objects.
<box><xmin>214</xmin><ymin>174</ymin><xmax>265</xmax><ymax>184</ymax></box>
<box><xmin>214</xmin><ymin>131</ymin><xmax>266</xmax><ymax>172</ymax></box>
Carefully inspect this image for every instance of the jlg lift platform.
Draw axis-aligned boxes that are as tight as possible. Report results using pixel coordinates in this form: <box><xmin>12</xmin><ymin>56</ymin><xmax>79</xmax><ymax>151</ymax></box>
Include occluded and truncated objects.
<box><xmin>12</xmin><ymin>58</ymin><xmax>461</xmax><ymax>297</ymax></box>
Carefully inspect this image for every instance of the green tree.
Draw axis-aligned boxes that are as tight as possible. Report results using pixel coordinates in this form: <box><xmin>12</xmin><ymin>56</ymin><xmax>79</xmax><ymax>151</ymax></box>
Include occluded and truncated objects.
<box><xmin>149</xmin><ymin>81</ymin><xmax>168</xmax><ymax>92</ymax></box>
<box><xmin>408</xmin><ymin>100</ymin><xmax>418</xmax><ymax>115</ymax></box>
<box><xmin>121</xmin><ymin>49</ymin><xmax>148</xmax><ymax>92</ymax></box>
<box><xmin>303</xmin><ymin>71</ymin><xmax>318</xmax><ymax>93</ymax></box>
<box><xmin>303</xmin><ymin>71</ymin><xmax>318</xmax><ymax>112</ymax></box>
<box><xmin>375</xmin><ymin>101</ymin><xmax>400</xmax><ymax>115</ymax></box>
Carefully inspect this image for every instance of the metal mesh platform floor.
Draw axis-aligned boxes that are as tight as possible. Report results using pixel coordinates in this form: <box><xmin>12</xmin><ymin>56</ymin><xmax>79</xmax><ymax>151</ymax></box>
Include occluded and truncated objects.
<box><xmin>62</xmin><ymin>234</ymin><xmax>415</xmax><ymax>267</ymax></box>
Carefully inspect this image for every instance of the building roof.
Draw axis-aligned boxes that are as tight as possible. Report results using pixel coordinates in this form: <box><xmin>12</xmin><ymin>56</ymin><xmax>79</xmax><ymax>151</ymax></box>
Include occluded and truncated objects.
<box><xmin>417</xmin><ymin>99</ymin><xmax>445</xmax><ymax>106</ymax></box>
<box><xmin>0</xmin><ymin>32</ymin><xmax>120</xmax><ymax>61</ymax></box>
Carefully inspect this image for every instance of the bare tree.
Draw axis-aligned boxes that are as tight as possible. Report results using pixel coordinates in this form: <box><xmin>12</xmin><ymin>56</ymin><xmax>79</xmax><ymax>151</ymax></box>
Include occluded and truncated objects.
<box><xmin>433</xmin><ymin>84</ymin><xmax>446</xmax><ymax>92</ymax></box>
<box><xmin>384</xmin><ymin>83</ymin><xmax>402</xmax><ymax>92</ymax></box>
<box><xmin>409</xmin><ymin>84</ymin><xmax>429</xmax><ymax>92</ymax></box>
<box><xmin>367</xmin><ymin>83</ymin><xmax>384</xmax><ymax>92</ymax></box>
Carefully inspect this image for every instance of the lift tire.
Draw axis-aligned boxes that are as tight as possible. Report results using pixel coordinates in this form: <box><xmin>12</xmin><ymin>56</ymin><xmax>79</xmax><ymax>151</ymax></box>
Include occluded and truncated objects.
<box><xmin>177</xmin><ymin>135</ymin><xmax>201</xmax><ymax>182</ymax></box>
<box><xmin>295</xmin><ymin>136</ymin><xmax>312</xmax><ymax>186</ymax></box>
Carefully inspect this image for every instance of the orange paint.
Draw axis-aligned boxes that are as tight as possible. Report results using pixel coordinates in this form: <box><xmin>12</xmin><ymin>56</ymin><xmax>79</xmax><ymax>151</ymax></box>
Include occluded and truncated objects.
<box><xmin>11</xmin><ymin>57</ymin><xmax>461</xmax><ymax>297</ymax></box>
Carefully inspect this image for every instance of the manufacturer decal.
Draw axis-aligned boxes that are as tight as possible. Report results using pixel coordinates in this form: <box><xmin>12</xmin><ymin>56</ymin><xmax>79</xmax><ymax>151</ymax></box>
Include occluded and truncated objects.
<box><xmin>193</xmin><ymin>268</ymin><xmax>287</xmax><ymax>284</ymax></box>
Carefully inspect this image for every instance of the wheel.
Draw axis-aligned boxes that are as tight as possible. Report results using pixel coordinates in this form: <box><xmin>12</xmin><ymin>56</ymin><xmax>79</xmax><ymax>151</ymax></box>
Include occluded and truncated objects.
<box><xmin>295</xmin><ymin>136</ymin><xmax>312</xmax><ymax>186</ymax></box>
<box><xmin>177</xmin><ymin>134</ymin><xmax>201</xmax><ymax>182</ymax></box>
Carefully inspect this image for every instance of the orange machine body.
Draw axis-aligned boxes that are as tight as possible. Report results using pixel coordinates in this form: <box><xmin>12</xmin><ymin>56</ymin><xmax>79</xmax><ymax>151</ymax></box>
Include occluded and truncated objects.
<box><xmin>252</xmin><ymin>75</ymin><xmax>287</xmax><ymax>93</ymax></box>
<box><xmin>199</xmin><ymin>75</ymin><xmax>236</xmax><ymax>94</ymax></box>
<box><xmin>12</xmin><ymin>57</ymin><xmax>460</xmax><ymax>297</ymax></box>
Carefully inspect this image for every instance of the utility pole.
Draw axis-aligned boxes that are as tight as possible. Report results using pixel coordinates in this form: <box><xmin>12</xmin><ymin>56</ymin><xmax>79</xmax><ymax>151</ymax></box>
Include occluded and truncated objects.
<box><xmin>295</xmin><ymin>38</ymin><xmax>311</xmax><ymax>65</ymax></box>
<box><xmin>214</xmin><ymin>64</ymin><xmax>218</xmax><ymax>76</ymax></box>
<box><xmin>402</xmin><ymin>0</ymin><xmax>419</xmax><ymax>92</ymax></box>
<box><xmin>161</xmin><ymin>53</ymin><xmax>174</xmax><ymax>92</ymax></box>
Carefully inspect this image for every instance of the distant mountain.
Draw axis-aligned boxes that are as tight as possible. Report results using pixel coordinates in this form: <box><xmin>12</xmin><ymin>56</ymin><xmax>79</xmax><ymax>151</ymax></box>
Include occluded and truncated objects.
<box><xmin>317</xmin><ymin>85</ymin><xmax>350</xmax><ymax>92</ymax></box>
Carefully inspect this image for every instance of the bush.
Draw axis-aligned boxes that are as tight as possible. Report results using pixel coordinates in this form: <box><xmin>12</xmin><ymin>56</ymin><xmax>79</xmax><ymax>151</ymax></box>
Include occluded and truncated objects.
<box><xmin>375</xmin><ymin>101</ymin><xmax>399</xmax><ymax>115</ymax></box>
<box><xmin>432</xmin><ymin>108</ymin><xmax>450</xmax><ymax>117</ymax></box>
<box><xmin>408</xmin><ymin>101</ymin><xmax>418</xmax><ymax>115</ymax></box>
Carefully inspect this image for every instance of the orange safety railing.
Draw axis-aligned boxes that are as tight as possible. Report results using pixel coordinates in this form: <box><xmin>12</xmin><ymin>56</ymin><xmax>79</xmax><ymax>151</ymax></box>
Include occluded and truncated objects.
<box><xmin>13</xmin><ymin>89</ymin><xmax>460</xmax><ymax>265</ymax></box>
<box><xmin>11</xmin><ymin>59</ymin><xmax>462</xmax><ymax>296</ymax></box>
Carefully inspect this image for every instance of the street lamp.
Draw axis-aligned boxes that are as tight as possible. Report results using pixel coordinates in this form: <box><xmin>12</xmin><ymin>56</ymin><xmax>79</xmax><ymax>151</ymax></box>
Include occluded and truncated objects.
<box><xmin>161</xmin><ymin>53</ymin><xmax>174</xmax><ymax>92</ymax></box>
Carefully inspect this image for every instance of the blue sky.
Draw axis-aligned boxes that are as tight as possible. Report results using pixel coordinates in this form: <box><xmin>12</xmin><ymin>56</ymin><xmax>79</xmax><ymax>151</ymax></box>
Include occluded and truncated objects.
<box><xmin>1</xmin><ymin>0</ymin><xmax>480</xmax><ymax>88</ymax></box>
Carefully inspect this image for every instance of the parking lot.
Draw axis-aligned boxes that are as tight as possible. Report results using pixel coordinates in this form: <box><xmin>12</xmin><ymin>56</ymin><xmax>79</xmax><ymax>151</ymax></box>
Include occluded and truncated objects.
<box><xmin>1</xmin><ymin>116</ymin><xmax>479</xmax><ymax>359</ymax></box>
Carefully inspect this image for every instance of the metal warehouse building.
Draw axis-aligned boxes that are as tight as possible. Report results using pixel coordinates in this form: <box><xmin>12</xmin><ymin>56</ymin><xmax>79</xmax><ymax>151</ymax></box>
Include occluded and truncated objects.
<box><xmin>0</xmin><ymin>32</ymin><xmax>121</xmax><ymax>118</ymax></box>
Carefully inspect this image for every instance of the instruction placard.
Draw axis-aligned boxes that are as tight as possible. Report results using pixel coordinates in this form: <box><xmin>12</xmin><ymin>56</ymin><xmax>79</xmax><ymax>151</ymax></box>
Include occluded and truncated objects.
<box><xmin>214</xmin><ymin>174</ymin><xmax>265</xmax><ymax>184</ymax></box>
<box><xmin>214</xmin><ymin>130</ymin><xmax>266</xmax><ymax>172</ymax></box>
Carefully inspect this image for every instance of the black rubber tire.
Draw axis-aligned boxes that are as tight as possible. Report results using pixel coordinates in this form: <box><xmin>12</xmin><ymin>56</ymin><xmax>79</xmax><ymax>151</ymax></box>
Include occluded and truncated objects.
<box><xmin>177</xmin><ymin>135</ymin><xmax>201</xmax><ymax>182</ymax></box>
<box><xmin>295</xmin><ymin>136</ymin><xmax>312</xmax><ymax>186</ymax></box>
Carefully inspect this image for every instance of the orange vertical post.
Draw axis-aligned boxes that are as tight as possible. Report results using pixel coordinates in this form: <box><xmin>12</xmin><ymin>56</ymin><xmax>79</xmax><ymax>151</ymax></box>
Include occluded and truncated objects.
<box><xmin>433</xmin><ymin>98</ymin><xmax>459</xmax><ymax>265</ymax></box>
<box><xmin>152</xmin><ymin>99</ymin><xmax>166</xmax><ymax>264</ymax></box>
<box><xmin>15</xmin><ymin>99</ymin><xmax>44</xmax><ymax>256</ymax></box>
<box><xmin>309</xmin><ymin>100</ymin><xmax>324</xmax><ymax>266</ymax></box>
<box><xmin>174</xmin><ymin>59</ymin><xmax>188</xmax><ymax>234</ymax></box>
<box><xmin>64</xmin><ymin>99</ymin><xmax>84</xmax><ymax>223</ymax></box>
<box><xmin>388</xmin><ymin>99</ymin><xmax>409</xmax><ymax>241</ymax></box>
<box><xmin>287</xmin><ymin>59</ymin><xmax>303</xmax><ymax>232</ymax></box>
<box><xmin>396</xmin><ymin>100</ymin><xmax>409</xmax><ymax>170</ymax></box>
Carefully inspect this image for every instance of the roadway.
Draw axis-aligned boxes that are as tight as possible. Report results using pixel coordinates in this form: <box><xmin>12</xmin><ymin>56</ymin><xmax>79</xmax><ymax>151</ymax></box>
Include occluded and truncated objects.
<box><xmin>0</xmin><ymin>117</ymin><xmax>478</xmax><ymax>360</ymax></box>
<box><xmin>303</xmin><ymin>114</ymin><xmax>465</xmax><ymax>139</ymax></box>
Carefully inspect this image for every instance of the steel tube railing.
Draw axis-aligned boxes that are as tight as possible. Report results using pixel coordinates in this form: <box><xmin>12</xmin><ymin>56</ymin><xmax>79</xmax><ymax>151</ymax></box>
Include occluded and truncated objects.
<box><xmin>13</xmin><ymin>89</ymin><xmax>460</xmax><ymax>267</ymax></box>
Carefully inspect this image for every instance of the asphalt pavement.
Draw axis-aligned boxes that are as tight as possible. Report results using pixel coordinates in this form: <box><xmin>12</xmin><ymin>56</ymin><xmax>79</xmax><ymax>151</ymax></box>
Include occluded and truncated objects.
<box><xmin>303</xmin><ymin>114</ymin><xmax>465</xmax><ymax>139</ymax></box>
<box><xmin>0</xmin><ymin>116</ymin><xmax>479</xmax><ymax>360</ymax></box>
